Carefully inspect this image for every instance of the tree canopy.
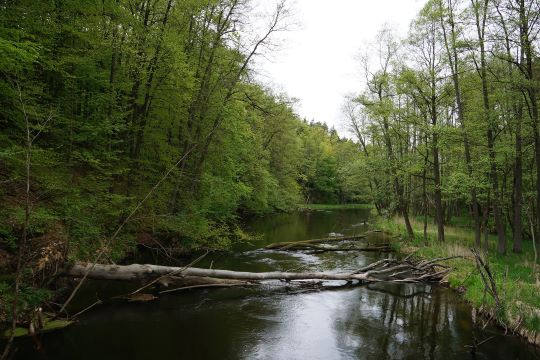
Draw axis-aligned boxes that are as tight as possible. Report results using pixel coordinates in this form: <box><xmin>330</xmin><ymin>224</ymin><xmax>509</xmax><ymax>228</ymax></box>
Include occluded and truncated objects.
<box><xmin>344</xmin><ymin>0</ymin><xmax>540</xmax><ymax>254</ymax></box>
<box><xmin>0</xmin><ymin>0</ymin><xmax>367</xmax><ymax>263</ymax></box>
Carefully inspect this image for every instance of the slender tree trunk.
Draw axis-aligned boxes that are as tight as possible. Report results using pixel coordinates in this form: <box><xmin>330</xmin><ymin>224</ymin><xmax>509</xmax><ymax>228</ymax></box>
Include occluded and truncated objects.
<box><xmin>439</xmin><ymin>0</ymin><xmax>481</xmax><ymax>244</ymax></box>
<box><xmin>132</xmin><ymin>0</ymin><xmax>174</xmax><ymax>160</ymax></box>
<box><xmin>423</xmin><ymin>167</ymin><xmax>428</xmax><ymax>243</ymax></box>
<box><xmin>2</xmin><ymin>87</ymin><xmax>32</xmax><ymax>360</ymax></box>
<box><xmin>381</xmin><ymin>114</ymin><xmax>414</xmax><ymax>239</ymax></box>
<box><xmin>495</xmin><ymin>2</ymin><xmax>522</xmax><ymax>252</ymax></box>
<box><xmin>351</xmin><ymin>118</ymin><xmax>384</xmax><ymax>215</ymax></box>
<box><xmin>513</xmin><ymin>105</ymin><xmax>523</xmax><ymax>252</ymax></box>
<box><xmin>433</xmin><ymin>131</ymin><xmax>445</xmax><ymax>242</ymax></box>
<box><xmin>482</xmin><ymin>198</ymin><xmax>490</xmax><ymax>251</ymax></box>
<box><xmin>126</xmin><ymin>2</ymin><xmax>151</xmax><ymax>161</ymax></box>
<box><xmin>424</xmin><ymin>16</ymin><xmax>445</xmax><ymax>243</ymax></box>
<box><xmin>473</xmin><ymin>0</ymin><xmax>506</xmax><ymax>253</ymax></box>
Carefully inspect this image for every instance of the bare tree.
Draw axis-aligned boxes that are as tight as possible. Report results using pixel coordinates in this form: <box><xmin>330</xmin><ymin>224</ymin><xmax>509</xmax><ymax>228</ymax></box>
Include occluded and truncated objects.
<box><xmin>1</xmin><ymin>83</ymin><xmax>53</xmax><ymax>360</ymax></box>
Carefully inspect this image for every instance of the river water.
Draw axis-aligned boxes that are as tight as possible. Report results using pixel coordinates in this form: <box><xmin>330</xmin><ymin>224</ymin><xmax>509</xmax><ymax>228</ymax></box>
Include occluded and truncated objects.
<box><xmin>13</xmin><ymin>209</ymin><xmax>540</xmax><ymax>359</ymax></box>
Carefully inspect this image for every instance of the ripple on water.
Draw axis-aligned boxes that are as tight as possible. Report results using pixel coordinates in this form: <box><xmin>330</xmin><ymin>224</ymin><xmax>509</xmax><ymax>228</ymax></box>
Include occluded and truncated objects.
<box><xmin>11</xmin><ymin>209</ymin><xmax>540</xmax><ymax>360</ymax></box>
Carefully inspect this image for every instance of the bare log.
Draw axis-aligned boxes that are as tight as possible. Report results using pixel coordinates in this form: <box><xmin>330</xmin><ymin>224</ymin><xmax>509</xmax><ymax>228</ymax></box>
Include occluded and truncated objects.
<box><xmin>67</xmin><ymin>263</ymin><xmax>372</xmax><ymax>282</ymax></box>
<box><xmin>66</xmin><ymin>259</ymin><xmax>449</xmax><ymax>285</ymax></box>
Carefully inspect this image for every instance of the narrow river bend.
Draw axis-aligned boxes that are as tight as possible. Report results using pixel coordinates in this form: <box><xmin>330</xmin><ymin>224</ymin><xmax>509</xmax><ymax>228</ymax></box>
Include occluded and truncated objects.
<box><xmin>15</xmin><ymin>209</ymin><xmax>540</xmax><ymax>359</ymax></box>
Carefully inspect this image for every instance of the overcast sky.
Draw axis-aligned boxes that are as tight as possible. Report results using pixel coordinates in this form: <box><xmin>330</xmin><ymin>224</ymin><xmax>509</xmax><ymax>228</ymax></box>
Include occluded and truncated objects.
<box><xmin>254</xmin><ymin>0</ymin><xmax>425</xmax><ymax>135</ymax></box>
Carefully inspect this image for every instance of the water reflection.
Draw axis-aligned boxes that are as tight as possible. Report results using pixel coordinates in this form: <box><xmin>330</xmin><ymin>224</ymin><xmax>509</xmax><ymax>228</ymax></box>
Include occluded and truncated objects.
<box><xmin>11</xmin><ymin>209</ymin><xmax>540</xmax><ymax>359</ymax></box>
<box><xmin>250</xmin><ymin>284</ymin><xmax>538</xmax><ymax>360</ymax></box>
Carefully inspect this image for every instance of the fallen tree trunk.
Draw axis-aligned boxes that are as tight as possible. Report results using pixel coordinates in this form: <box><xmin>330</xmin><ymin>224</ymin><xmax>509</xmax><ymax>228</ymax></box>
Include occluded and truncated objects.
<box><xmin>67</xmin><ymin>263</ymin><xmax>372</xmax><ymax>282</ymax></box>
<box><xmin>282</xmin><ymin>244</ymin><xmax>392</xmax><ymax>253</ymax></box>
<box><xmin>66</xmin><ymin>258</ymin><xmax>450</xmax><ymax>285</ymax></box>
<box><xmin>265</xmin><ymin>233</ymin><xmax>377</xmax><ymax>250</ymax></box>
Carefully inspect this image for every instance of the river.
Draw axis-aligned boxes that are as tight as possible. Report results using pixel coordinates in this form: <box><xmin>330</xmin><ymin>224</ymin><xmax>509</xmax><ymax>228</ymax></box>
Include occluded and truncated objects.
<box><xmin>13</xmin><ymin>209</ymin><xmax>540</xmax><ymax>359</ymax></box>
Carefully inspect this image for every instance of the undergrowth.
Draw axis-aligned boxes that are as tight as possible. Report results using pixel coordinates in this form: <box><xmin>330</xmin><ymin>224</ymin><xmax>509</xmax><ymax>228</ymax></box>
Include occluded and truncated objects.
<box><xmin>377</xmin><ymin>216</ymin><xmax>540</xmax><ymax>345</ymax></box>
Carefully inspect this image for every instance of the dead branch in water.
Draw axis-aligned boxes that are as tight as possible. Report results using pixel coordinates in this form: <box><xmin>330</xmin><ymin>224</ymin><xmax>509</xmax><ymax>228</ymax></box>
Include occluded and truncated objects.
<box><xmin>471</xmin><ymin>248</ymin><xmax>501</xmax><ymax>309</ymax></box>
<box><xmin>275</xmin><ymin>244</ymin><xmax>392</xmax><ymax>253</ymax></box>
<box><xmin>265</xmin><ymin>231</ymin><xmax>383</xmax><ymax>251</ymax></box>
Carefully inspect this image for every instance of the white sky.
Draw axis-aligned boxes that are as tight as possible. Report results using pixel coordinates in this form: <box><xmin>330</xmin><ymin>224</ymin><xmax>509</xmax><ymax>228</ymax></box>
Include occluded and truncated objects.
<box><xmin>254</xmin><ymin>0</ymin><xmax>426</xmax><ymax>135</ymax></box>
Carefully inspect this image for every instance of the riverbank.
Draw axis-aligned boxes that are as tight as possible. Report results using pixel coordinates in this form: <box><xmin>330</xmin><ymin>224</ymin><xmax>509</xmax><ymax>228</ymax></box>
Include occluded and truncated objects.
<box><xmin>377</xmin><ymin>216</ymin><xmax>540</xmax><ymax>346</ymax></box>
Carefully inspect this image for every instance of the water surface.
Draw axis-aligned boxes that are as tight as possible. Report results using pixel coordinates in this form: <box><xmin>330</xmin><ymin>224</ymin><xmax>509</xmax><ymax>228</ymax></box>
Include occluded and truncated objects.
<box><xmin>13</xmin><ymin>209</ymin><xmax>540</xmax><ymax>359</ymax></box>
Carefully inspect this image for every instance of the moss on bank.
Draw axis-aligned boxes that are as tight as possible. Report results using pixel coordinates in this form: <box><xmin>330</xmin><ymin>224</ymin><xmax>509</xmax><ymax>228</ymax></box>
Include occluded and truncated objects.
<box><xmin>2</xmin><ymin>318</ymin><xmax>73</xmax><ymax>338</ymax></box>
<box><xmin>377</xmin><ymin>216</ymin><xmax>540</xmax><ymax>346</ymax></box>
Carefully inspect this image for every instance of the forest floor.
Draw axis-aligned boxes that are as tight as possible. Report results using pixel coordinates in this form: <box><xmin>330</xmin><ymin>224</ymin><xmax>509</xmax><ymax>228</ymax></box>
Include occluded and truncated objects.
<box><xmin>377</xmin><ymin>216</ymin><xmax>540</xmax><ymax>346</ymax></box>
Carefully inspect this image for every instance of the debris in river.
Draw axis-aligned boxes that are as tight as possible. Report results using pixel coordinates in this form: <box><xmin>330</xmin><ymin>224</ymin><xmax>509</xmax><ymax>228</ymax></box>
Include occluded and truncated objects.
<box><xmin>66</xmin><ymin>255</ymin><xmax>458</xmax><ymax>286</ymax></box>
<box><xmin>264</xmin><ymin>232</ymin><xmax>390</xmax><ymax>252</ymax></box>
<box><xmin>328</xmin><ymin>232</ymin><xmax>344</xmax><ymax>237</ymax></box>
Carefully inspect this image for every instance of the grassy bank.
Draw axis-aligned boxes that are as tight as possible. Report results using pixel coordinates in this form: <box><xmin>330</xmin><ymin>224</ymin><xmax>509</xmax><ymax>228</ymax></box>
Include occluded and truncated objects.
<box><xmin>298</xmin><ymin>204</ymin><xmax>373</xmax><ymax>211</ymax></box>
<box><xmin>377</xmin><ymin>216</ymin><xmax>540</xmax><ymax>345</ymax></box>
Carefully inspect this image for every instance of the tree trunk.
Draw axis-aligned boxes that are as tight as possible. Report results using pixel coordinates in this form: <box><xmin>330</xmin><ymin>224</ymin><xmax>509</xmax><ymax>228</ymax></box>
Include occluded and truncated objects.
<box><xmin>66</xmin><ymin>260</ymin><xmax>450</xmax><ymax>284</ymax></box>
<box><xmin>433</xmin><ymin>131</ymin><xmax>445</xmax><ymax>242</ymax></box>
<box><xmin>441</xmin><ymin>0</ymin><xmax>481</xmax><ymax>247</ymax></box>
<box><xmin>428</xmin><ymin>18</ymin><xmax>445</xmax><ymax>243</ymax></box>
<box><xmin>482</xmin><ymin>195</ymin><xmax>490</xmax><ymax>251</ymax></box>
<box><xmin>513</xmin><ymin>105</ymin><xmax>523</xmax><ymax>253</ymax></box>
<box><xmin>473</xmin><ymin>0</ymin><xmax>506</xmax><ymax>253</ymax></box>
<box><xmin>381</xmin><ymin>113</ymin><xmax>414</xmax><ymax>239</ymax></box>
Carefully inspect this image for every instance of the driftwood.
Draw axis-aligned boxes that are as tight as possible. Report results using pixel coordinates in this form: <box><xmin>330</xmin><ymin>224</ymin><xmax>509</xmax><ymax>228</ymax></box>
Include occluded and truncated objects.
<box><xmin>264</xmin><ymin>232</ymin><xmax>385</xmax><ymax>251</ymax></box>
<box><xmin>66</xmin><ymin>257</ymin><xmax>451</xmax><ymax>286</ymax></box>
<box><xmin>280</xmin><ymin>244</ymin><xmax>392</xmax><ymax>253</ymax></box>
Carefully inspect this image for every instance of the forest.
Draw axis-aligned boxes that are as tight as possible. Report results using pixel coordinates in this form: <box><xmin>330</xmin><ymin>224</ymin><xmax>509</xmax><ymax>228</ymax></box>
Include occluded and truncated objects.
<box><xmin>340</xmin><ymin>0</ymin><xmax>540</xmax><ymax>345</ymax></box>
<box><xmin>344</xmin><ymin>0</ymin><xmax>540</xmax><ymax>255</ymax></box>
<box><xmin>0</xmin><ymin>0</ymin><xmax>371</xmax><ymax>353</ymax></box>
<box><xmin>0</xmin><ymin>2</ymin><xmax>368</xmax><ymax>260</ymax></box>
<box><xmin>1</xmin><ymin>0</ymin><xmax>540</xmax><ymax>357</ymax></box>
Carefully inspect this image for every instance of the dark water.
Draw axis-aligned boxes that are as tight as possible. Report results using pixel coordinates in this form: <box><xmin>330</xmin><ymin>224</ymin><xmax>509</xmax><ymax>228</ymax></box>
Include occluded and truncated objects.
<box><xmin>12</xmin><ymin>209</ymin><xmax>540</xmax><ymax>359</ymax></box>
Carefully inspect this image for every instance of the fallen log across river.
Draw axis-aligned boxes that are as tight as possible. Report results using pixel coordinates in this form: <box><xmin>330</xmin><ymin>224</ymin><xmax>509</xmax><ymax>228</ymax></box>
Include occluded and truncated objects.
<box><xmin>66</xmin><ymin>256</ymin><xmax>456</xmax><ymax>288</ymax></box>
<box><xmin>264</xmin><ymin>231</ymin><xmax>390</xmax><ymax>252</ymax></box>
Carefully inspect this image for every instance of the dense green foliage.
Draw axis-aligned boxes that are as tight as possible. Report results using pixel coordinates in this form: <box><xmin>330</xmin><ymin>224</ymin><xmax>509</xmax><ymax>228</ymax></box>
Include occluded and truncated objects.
<box><xmin>0</xmin><ymin>0</ymin><xmax>368</xmax><ymax>265</ymax></box>
<box><xmin>345</xmin><ymin>0</ymin><xmax>540</xmax><ymax>256</ymax></box>
<box><xmin>0</xmin><ymin>2</ymin><xmax>372</xmax><ymax>338</ymax></box>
